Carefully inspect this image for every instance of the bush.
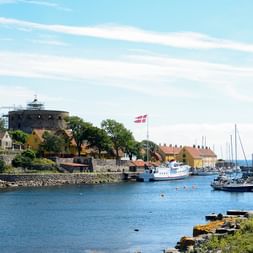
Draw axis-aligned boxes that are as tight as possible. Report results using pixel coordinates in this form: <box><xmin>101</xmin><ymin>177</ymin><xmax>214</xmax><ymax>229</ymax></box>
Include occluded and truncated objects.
<box><xmin>31</xmin><ymin>158</ymin><xmax>55</xmax><ymax>166</ymax></box>
<box><xmin>29</xmin><ymin>158</ymin><xmax>57</xmax><ymax>171</ymax></box>
<box><xmin>12</xmin><ymin>154</ymin><xmax>32</xmax><ymax>169</ymax></box>
<box><xmin>21</xmin><ymin>149</ymin><xmax>36</xmax><ymax>159</ymax></box>
<box><xmin>2</xmin><ymin>165</ymin><xmax>15</xmax><ymax>174</ymax></box>
<box><xmin>12</xmin><ymin>150</ymin><xmax>58</xmax><ymax>172</ymax></box>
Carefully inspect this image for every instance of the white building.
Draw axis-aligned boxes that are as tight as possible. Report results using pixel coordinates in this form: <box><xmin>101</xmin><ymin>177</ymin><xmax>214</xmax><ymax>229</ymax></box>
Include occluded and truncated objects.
<box><xmin>0</xmin><ymin>131</ymin><xmax>12</xmax><ymax>149</ymax></box>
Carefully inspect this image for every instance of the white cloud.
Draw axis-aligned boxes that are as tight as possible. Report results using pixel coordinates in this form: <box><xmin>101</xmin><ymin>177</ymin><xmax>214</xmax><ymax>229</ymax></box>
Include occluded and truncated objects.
<box><xmin>0</xmin><ymin>86</ymin><xmax>35</xmax><ymax>109</ymax></box>
<box><xmin>0</xmin><ymin>51</ymin><xmax>253</xmax><ymax>102</ymax></box>
<box><xmin>0</xmin><ymin>51</ymin><xmax>253</xmax><ymax>101</ymax></box>
<box><xmin>224</xmin><ymin>85</ymin><xmax>253</xmax><ymax>103</ymax></box>
<box><xmin>0</xmin><ymin>0</ymin><xmax>71</xmax><ymax>11</ymax></box>
<box><xmin>1</xmin><ymin>17</ymin><xmax>253</xmax><ymax>52</ymax></box>
<box><xmin>29</xmin><ymin>39</ymin><xmax>68</xmax><ymax>46</ymax></box>
<box><xmin>0</xmin><ymin>85</ymin><xmax>65</xmax><ymax>110</ymax></box>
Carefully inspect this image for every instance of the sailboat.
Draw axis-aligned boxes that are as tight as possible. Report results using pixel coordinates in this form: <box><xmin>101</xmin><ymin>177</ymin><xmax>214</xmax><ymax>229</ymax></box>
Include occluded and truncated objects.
<box><xmin>211</xmin><ymin>125</ymin><xmax>253</xmax><ymax>192</ymax></box>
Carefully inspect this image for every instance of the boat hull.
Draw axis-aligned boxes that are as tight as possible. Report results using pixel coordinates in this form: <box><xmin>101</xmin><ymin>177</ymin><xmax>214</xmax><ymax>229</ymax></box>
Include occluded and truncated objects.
<box><xmin>211</xmin><ymin>184</ymin><xmax>253</xmax><ymax>192</ymax></box>
<box><xmin>152</xmin><ymin>174</ymin><xmax>189</xmax><ymax>181</ymax></box>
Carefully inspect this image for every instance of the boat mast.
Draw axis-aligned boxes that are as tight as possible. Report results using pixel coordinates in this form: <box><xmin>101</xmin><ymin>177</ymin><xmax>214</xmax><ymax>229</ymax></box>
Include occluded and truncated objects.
<box><xmin>237</xmin><ymin>127</ymin><xmax>248</xmax><ymax>167</ymax></box>
<box><xmin>146</xmin><ymin>115</ymin><xmax>149</xmax><ymax>162</ymax></box>
<box><xmin>230</xmin><ymin>134</ymin><xmax>234</xmax><ymax>168</ymax></box>
<box><xmin>235</xmin><ymin>124</ymin><xmax>237</xmax><ymax>170</ymax></box>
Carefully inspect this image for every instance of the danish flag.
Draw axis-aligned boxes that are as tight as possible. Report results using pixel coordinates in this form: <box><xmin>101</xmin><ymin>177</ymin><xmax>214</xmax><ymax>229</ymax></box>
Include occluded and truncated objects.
<box><xmin>134</xmin><ymin>114</ymin><xmax>147</xmax><ymax>123</ymax></box>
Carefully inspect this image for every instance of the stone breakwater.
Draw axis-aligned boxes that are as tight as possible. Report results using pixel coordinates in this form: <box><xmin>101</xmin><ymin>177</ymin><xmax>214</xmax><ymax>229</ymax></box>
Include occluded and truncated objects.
<box><xmin>0</xmin><ymin>173</ymin><xmax>125</xmax><ymax>188</ymax></box>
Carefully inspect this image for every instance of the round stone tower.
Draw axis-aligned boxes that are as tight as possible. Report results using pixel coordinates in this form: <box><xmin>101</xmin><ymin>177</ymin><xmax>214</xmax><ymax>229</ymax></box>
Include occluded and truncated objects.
<box><xmin>8</xmin><ymin>97</ymin><xmax>69</xmax><ymax>133</ymax></box>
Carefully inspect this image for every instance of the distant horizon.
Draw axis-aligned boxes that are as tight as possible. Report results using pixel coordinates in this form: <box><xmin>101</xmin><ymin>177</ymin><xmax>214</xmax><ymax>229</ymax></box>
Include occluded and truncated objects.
<box><xmin>1</xmin><ymin>0</ymin><xmax>253</xmax><ymax>159</ymax></box>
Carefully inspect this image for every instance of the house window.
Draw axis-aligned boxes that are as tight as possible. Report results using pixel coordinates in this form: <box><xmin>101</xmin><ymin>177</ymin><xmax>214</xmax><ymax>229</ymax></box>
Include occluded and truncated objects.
<box><xmin>183</xmin><ymin>154</ymin><xmax>186</xmax><ymax>158</ymax></box>
<box><xmin>183</xmin><ymin>159</ymin><xmax>186</xmax><ymax>163</ymax></box>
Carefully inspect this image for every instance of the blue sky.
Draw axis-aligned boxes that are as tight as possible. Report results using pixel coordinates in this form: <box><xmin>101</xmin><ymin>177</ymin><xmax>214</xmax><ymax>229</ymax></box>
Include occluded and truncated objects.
<box><xmin>1</xmin><ymin>0</ymin><xmax>253</xmax><ymax>159</ymax></box>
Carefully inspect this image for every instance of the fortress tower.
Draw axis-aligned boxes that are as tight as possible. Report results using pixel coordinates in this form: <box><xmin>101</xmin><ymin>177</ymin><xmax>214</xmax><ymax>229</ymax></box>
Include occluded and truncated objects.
<box><xmin>8</xmin><ymin>97</ymin><xmax>69</xmax><ymax>133</ymax></box>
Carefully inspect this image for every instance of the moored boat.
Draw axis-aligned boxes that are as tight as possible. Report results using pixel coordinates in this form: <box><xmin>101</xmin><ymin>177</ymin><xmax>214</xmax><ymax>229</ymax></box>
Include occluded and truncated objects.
<box><xmin>192</xmin><ymin>167</ymin><xmax>219</xmax><ymax>176</ymax></box>
<box><xmin>138</xmin><ymin>160</ymin><xmax>190</xmax><ymax>182</ymax></box>
<box><xmin>211</xmin><ymin>175</ymin><xmax>253</xmax><ymax>192</ymax></box>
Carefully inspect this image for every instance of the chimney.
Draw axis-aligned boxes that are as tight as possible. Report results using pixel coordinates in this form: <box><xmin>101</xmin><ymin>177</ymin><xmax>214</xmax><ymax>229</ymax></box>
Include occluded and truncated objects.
<box><xmin>197</xmin><ymin>145</ymin><xmax>200</xmax><ymax>149</ymax></box>
<box><xmin>169</xmin><ymin>144</ymin><xmax>172</xmax><ymax>147</ymax></box>
<box><xmin>193</xmin><ymin>144</ymin><xmax>196</xmax><ymax>148</ymax></box>
<box><xmin>175</xmin><ymin>144</ymin><xmax>177</xmax><ymax>148</ymax></box>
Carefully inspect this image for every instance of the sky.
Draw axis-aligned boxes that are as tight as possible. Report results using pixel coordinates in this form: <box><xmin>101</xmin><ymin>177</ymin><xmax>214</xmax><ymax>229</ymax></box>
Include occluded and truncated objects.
<box><xmin>1</xmin><ymin>0</ymin><xmax>253</xmax><ymax>159</ymax></box>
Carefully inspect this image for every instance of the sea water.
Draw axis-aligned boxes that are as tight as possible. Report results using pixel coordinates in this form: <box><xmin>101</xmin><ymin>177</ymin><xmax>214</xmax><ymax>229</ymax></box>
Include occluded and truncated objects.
<box><xmin>1</xmin><ymin>176</ymin><xmax>253</xmax><ymax>253</ymax></box>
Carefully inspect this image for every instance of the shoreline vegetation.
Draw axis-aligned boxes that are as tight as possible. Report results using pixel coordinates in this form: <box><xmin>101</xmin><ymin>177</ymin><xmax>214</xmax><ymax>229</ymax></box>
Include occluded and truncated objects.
<box><xmin>165</xmin><ymin>210</ymin><xmax>253</xmax><ymax>253</ymax></box>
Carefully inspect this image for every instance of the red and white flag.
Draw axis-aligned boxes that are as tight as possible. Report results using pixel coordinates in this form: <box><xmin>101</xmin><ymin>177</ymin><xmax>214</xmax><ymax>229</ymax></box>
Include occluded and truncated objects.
<box><xmin>134</xmin><ymin>114</ymin><xmax>147</xmax><ymax>123</ymax></box>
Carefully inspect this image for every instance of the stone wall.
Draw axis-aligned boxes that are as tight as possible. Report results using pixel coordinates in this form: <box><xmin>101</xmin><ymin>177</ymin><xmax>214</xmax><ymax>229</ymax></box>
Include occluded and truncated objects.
<box><xmin>56</xmin><ymin>157</ymin><xmax>130</xmax><ymax>172</ymax></box>
<box><xmin>0</xmin><ymin>172</ymin><xmax>124</xmax><ymax>187</ymax></box>
<box><xmin>0</xmin><ymin>154</ymin><xmax>17</xmax><ymax>165</ymax></box>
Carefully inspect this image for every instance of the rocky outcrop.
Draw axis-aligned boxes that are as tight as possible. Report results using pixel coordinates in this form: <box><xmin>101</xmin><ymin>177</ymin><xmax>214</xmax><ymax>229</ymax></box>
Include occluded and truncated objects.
<box><xmin>172</xmin><ymin>210</ymin><xmax>253</xmax><ymax>252</ymax></box>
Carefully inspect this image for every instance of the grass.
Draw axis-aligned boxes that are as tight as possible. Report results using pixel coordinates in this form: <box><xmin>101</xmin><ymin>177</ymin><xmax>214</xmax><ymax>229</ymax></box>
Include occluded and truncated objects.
<box><xmin>196</xmin><ymin>218</ymin><xmax>253</xmax><ymax>253</ymax></box>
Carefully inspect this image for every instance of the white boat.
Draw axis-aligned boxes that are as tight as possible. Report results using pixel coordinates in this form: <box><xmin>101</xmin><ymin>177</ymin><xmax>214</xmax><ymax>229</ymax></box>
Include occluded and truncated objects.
<box><xmin>192</xmin><ymin>167</ymin><xmax>219</xmax><ymax>176</ymax></box>
<box><xmin>138</xmin><ymin>160</ymin><xmax>190</xmax><ymax>182</ymax></box>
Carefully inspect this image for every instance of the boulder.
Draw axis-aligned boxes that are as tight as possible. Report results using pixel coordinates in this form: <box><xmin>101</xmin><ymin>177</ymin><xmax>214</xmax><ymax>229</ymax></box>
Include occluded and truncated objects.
<box><xmin>180</xmin><ymin>236</ymin><xmax>195</xmax><ymax>251</ymax></box>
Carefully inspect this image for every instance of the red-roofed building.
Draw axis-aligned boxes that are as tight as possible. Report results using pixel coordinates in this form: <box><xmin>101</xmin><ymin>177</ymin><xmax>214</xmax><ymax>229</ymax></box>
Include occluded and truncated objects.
<box><xmin>158</xmin><ymin>144</ymin><xmax>182</xmax><ymax>162</ymax></box>
<box><xmin>177</xmin><ymin>145</ymin><xmax>217</xmax><ymax>168</ymax></box>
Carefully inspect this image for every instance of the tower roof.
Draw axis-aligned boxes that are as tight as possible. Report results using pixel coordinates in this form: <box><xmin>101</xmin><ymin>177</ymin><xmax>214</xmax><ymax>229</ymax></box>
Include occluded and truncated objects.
<box><xmin>27</xmin><ymin>96</ymin><xmax>44</xmax><ymax>110</ymax></box>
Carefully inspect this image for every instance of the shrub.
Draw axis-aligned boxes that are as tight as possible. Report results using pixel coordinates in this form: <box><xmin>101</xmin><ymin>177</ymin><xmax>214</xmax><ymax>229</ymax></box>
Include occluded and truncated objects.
<box><xmin>21</xmin><ymin>149</ymin><xmax>36</xmax><ymax>159</ymax></box>
<box><xmin>2</xmin><ymin>165</ymin><xmax>15</xmax><ymax>174</ymax></box>
<box><xmin>31</xmin><ymin>158</ymin><xmax>55</xmax><ymax>166</ymax></box>
<box><xmin>12</xmin><ymin>154</ymin><xmax>32</xmax><ymax>169</ymax></box>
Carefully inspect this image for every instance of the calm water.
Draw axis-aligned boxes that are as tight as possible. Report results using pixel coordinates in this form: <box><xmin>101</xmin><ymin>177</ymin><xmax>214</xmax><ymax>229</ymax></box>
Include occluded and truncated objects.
<box><xmin>1</xmin><ymin>176</ymin><xmax>253</xmax><ymax>253</ymax></box>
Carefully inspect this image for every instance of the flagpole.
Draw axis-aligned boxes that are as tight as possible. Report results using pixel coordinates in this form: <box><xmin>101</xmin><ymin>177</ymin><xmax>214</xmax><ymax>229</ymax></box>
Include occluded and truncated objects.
<box><xmin>146</xmin><ymin>115</ymin><xmax>149</xmax><ymax>162</ymax></box>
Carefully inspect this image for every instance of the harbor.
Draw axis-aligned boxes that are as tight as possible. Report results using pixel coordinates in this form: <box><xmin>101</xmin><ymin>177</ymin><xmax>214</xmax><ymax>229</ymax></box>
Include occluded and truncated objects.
<box><xmin>1</xmin><ymin>0</ymin><xmax>253</xmax><ymax>252</ymax></box>
<box><xmin>1</xmin><ymin>174</ymin><xmax>253</xmax><ymax>253</ymax></box>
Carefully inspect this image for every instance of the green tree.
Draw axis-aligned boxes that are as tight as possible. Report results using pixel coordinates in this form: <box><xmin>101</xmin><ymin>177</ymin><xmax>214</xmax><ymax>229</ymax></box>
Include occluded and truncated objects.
<box><xmin>0</xmin><ymin>118</ymin><xmax>5</xmax><ymax>131</ymax></box>
<box><xmin>39</xmin><ymin>131</ymin><xmax>65</xmax><ymax>155</ymax></box>
<box><xmin>140</xmin><ymin>140</ymin><xmax>158</xmax><ymax>161</ymax></box>
<box><xmin>66</xmin><ymin>116</ymin><xmax>94</xmax><ymax>156</ymax></box>
<box><xmin>10</xmin><ymin>130</ymin><xmax>29</xmax><ymax>144</ymax></box>
<box><xmin>101</xmin><ymin>119</ymin><xmax>134</xmax><ymax>160</ymax></box>
<box><xmin>125</xmin><ymin>139</ymin><xmax>141</xmax><ymax>160</ymax></box>
<box><xmin>21</xmin><ymin>149</ymin><xmax>36</xmax><ymax>159</ymax></box>
<box><xmin>88</xmin><ymin>127</ymin><xmax>112</xmax><ymax>158</ymax></box>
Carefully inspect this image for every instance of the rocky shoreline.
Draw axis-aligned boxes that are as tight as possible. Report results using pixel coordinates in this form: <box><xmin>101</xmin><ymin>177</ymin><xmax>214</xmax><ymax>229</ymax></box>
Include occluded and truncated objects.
<box><xmin>0</xmin><ymin>172</ymin><xmax>125</xmax><ymax>188</ymax></box>
<box><xmin>164</xmin><ymin>210</ymin><xmax>253</xmax><ymax>253</ymax></box>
